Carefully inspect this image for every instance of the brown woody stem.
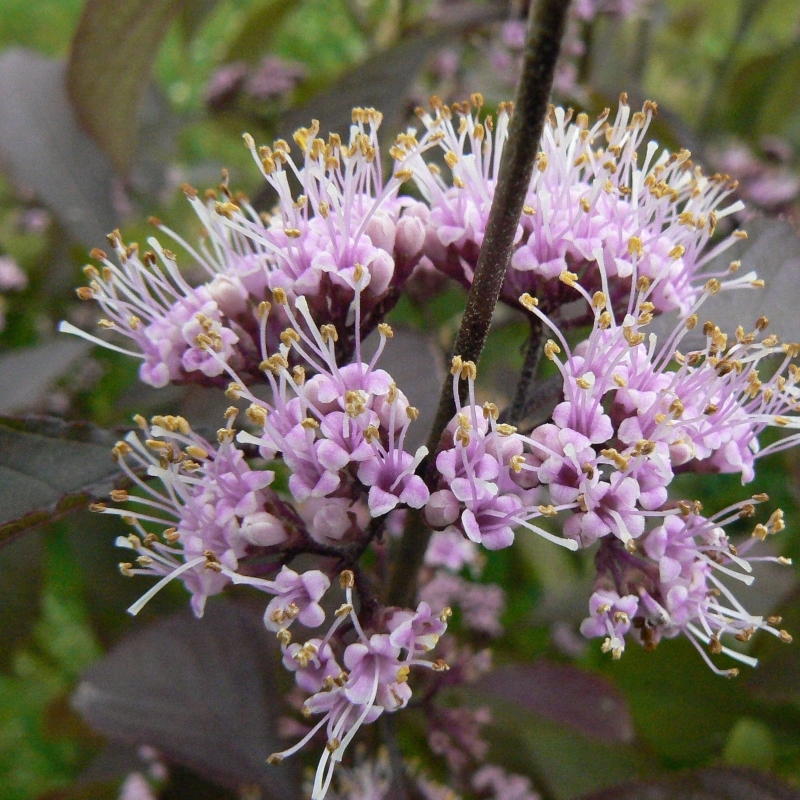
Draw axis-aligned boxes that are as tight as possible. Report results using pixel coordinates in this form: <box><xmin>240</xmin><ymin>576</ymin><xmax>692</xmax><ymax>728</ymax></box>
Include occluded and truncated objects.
<box><xmin>386</xmin><ymin>0</ymin><xmax>572</xmax><ymax>607</ymax></box>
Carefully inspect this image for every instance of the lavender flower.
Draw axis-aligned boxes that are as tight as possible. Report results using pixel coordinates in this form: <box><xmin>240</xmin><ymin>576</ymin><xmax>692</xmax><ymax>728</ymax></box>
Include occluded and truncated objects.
<box><xmin>269</xmin><ymin>572</ymin><xmax>450</xmax><ymax>800</ymax></box>
<box><xmin>231</xmin><ymin>289</ymin><xmax>430</xmax><ymax>531</ymax></box>
<box><xmin>94</xmin><ymin>413</ymin><xmax>287</xmax><ymax>617</ymax></box>
<box><xmin>237</xmin><ymin>109</ymin><xmax>432</xmax><ymax>336</ymax></box>
<box><xmin>473</xmin><ymin>765</ymin><xmax>541</xmax><ymax>800</ymax></box>
<box><xmin>60</xmin><ymin>215</ymin><xmax>265</xmax><ymax>388</ymax></box>
<box><xmin>409</xmin><ymin>95</ymin><xmax>746</xmax><ymax>318</ymax></box>
<box><xmin>245</xmin><ymin>56</ymin><xmax>306</xmax><ymax>101</ymax></box>
<box><xmin>583</xmin><ymin>501</ymin><xmax>793</xmax><ymax>674</ymax></box>
<box><xmin>427</xmin><ymin>214</ymin><xmax>797</xmax><ymax>669</ymax></box>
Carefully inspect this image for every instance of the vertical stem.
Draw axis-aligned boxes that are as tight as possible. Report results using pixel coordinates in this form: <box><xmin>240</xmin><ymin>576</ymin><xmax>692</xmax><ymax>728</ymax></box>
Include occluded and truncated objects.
<box><xmin>380</xmin><ymin>713</ymin><xmax>425</xmax><ymax>800</ymax></box>
<box><xmin>424</xmin><ymin>0</ymin><xmax>573</xmax><ymax>465</ymax></box>
<box><xmin>505</xmin><ymin>316</ymin><xmax>544</xmax><ymax>426</ymax></box>
<box><xmin>386</xmin><ymin>0</ymin><xmax>572</xmax><ymax>608</ymax></box>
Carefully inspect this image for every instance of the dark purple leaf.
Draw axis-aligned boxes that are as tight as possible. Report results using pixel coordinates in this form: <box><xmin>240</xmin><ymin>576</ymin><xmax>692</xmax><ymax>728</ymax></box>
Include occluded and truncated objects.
<box><xmin>72</xmin><ymin>600</ymin><xmax>300</xmax><ymax>796</ymax></box>
<box><xmin>278</xmin><ymin>36</ymin><xmax>439</xmax><ymax>140</ymax></box>
<box><xmin>700</xmin><ymin>217</ymin><xmax>800</xmax><ymax>342</ymax></box>
<box><xmin>476</xmin><ymin>660</ymin><xmax>635</xmax><ymax>744</ymax></box>
<box><xmin>651</xmin><ymin>217</ymin><xmax>800</xmax><ymax>348</ymax></box>
<box><xmin>67</xmin><ymin>0</ymin><xmax>184</xmax><ymax>175</ymax></box>
<box><xmin>0</xmin><ymin>48</ymin><xmax>118</xmax><ymax>247</ymax></box>
<box><xmin>0</xmin><ymin>338</ymin><xmax>90</xmax><ymax>415</ymax></box>
<box><xmin>362</xmin><ymin>326</ymin><xmax>444</xmax><ymax>451</ymax></box>
<box><xmin>0</xmin><ymin>416</ymin><xmax>125</xmax><ymax>548</ymax></box>
<box><xmin>577</xmin><ymin>766</ymin><xmax>800</xmax><ymax>800</ymax></box>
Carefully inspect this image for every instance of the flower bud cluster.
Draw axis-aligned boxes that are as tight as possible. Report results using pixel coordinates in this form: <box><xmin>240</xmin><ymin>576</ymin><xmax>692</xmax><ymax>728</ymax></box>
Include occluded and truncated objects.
<box><xmin>584</xmin><ymin>503</ymin><xmax>792</xmax><ymax>674</ymax></box>
<box><xmin>233</xmin><ymin>291</ymin><xmax>430</xmax><ymax>534</ymax></box>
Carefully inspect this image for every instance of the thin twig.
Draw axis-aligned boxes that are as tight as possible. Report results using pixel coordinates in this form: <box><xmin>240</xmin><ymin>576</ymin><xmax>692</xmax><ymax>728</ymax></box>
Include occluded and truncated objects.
<box><xmin>504</xmin><ymin>315</ymin><xmax>544</xmax><ymax>425</ymax></box>
<box><xmin>386</xmin><ymin>0</ymin><xmax>572</xmax><ymax>607</ymax></box>
<box><xmin>380</xmin><ymin>714</ymin><xmax>426</xmax><ymax>800</ymax></box>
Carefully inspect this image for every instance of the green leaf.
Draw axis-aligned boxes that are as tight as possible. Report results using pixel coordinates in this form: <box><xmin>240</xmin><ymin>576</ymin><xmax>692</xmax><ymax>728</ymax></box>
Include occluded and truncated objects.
<box><xmin>745</xmin><ymin>586</ymin><xmax>800</xmax><ymax>705</ymax></box>
<box><xmin>723</xmin><ymin>718</ymin><xmax>776</xmax><ymax>770</ymax></box>
<box><xmin>0</xmin><ymin>416</ymin><xmax>126</xmax><ymax>548</ymax></box>
<box><xmin>66</xmin><ymin>0</ymin><xmax>185</xmax><ymax>174</ymax></box>
<box><xmin>715</xmin><ymin>43</ymin><xmax>800</xmax><ymax>140</ymax></box>
<box><xmin>754</xmin><ymin>44</ymin><xmax>800</xmax><ymax>138</ymax></box>
<box><xmin>177</xmin><ymin>0</ymin><xmax>218</xmax><ymax>43</ymax></box>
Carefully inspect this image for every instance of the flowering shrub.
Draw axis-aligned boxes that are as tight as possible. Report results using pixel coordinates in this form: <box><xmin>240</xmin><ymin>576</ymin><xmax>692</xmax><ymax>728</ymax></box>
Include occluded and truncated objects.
<box><xmin>58</xmin><ymin>82</ymin><xmax>800</xmax><ymax>796</ymax></box>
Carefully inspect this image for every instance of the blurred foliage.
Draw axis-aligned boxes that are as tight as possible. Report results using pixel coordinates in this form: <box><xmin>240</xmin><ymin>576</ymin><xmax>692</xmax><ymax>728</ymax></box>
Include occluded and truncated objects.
<box><xmin>1</xmin><ymin>0</ymin><xmax>800</xmax><ymax>798</ymax></box>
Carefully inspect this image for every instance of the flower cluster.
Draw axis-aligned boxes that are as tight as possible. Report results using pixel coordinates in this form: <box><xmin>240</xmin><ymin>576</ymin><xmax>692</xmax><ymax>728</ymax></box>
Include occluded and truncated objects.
<box><xmin>427</xmin><ymin>252</ymin><xmax>798</xmax><ymax>669</ymax></box>
<box><xmin>63</xmin><ymin>108</ymin><xmax>433</xmax><ymax>387</ymax></box>
<box><xmin>232</xmin><ymin>289</ymin><xmax>430</xmax><ymax>531</ymax></box>
<box><xmin>64</xmin><ymin>91</ymin><xmax>800</xmax><ymax>799</ymax></box>
<box><xmin>584</xmin><ymin>502</ymin><xmax>791</xmax><ymax>674</ymax></box>
<box><xmin>268</xmin><ymin>572</ymin><xmax>450</xmax><ymax>800</ymax></box>
<box><xmin>94</xmin><ymin>412</ymin><xmax>287</xmax><ymax>617</ymax></box>
<box><xmin>408</xmin><ymin>94</ymin><xmax>745</xmax><ymax>318</ymax></box>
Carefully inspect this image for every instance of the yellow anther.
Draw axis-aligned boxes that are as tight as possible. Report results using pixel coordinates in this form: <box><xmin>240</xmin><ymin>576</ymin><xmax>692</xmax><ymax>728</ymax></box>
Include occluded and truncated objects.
<box><xmin>246</xmin><ymin>405</ymin><xmax>268</xmax><ymax>426</ymax></box>
<box><xmin>668</xmin><ymin>244</ymin><xmax>685</xmax><ymax>259</ymax></box>
<box><xmin>623</xmin><ymin>327</ymin><xmax>645</xmax><ymax>346</ymax></box>
<box><xmin>519</xmin><ymin>293</ymin><xmax>539</xmax><ymax>311</ymax></box>
<box><xmin>628</xmin><ymin>236</ymin><xmax>643</xmax><ymax>258</ymax></box>
<box><xmin>544</xmin><ymin>340</ymin><xmax>561</xmax><ymax>360</ymax></box>
<box><xmin>185</xmin><ymin>445</ymin><xmax>209</xmax><ymax>460</ymax></box>
<box><xmin>280</xmin><ymin>328</ymin><xmax>300</xmax><ymax>347</ymax></box>
<box><xmin>482</xmin><ymin>402</ymin><xmax>499</xmax><ymax>420</ymax></box>
<box><xmin>559</xmin><ymin>270</ymin><xmax>579</xmax><ymax>288</ymax></box>
<box><xmin>320</xmin><ymin>324</ymin><xmax>338</xmax><ymax>343</ymax></box>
